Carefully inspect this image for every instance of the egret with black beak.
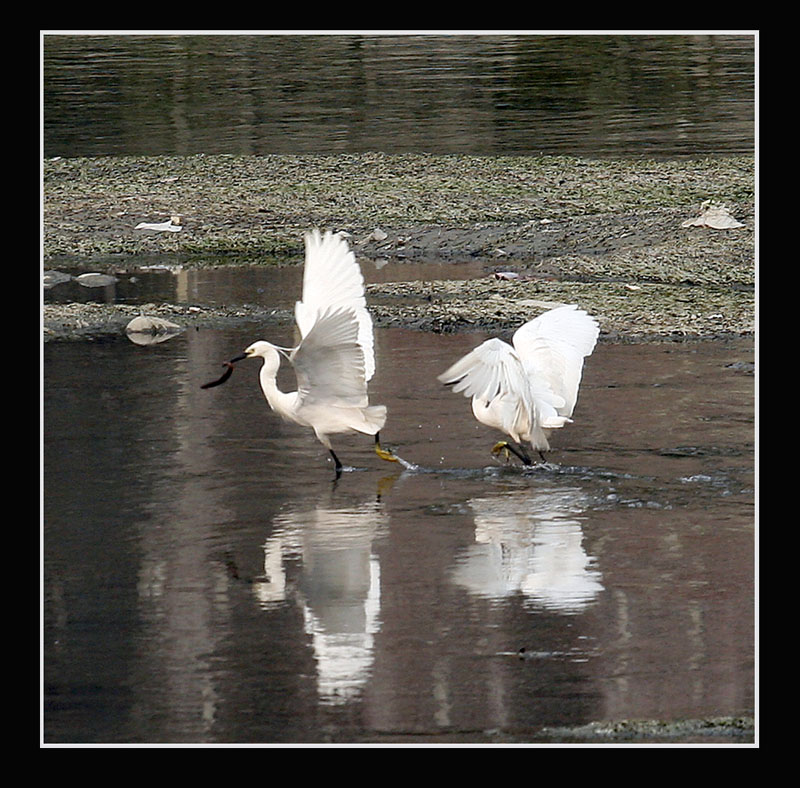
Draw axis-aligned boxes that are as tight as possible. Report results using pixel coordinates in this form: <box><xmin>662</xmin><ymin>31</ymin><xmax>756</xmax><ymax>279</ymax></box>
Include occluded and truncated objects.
<box><xmin>203</xmin><ymin>229</ymin><xmax>397</xmax><ymax>477</ymax></box>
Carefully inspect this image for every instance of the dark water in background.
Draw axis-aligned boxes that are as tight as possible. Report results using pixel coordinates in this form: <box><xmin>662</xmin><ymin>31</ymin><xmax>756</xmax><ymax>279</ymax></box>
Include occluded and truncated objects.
<box><xmin>43</xmin><ymin>265</ymin><xmax>755</xmax><ymax>743</ymax></box>
<box><xmin>42</xmin><ymin>33</ymin><xmax>755</xmax><ymax>159</ymax></box>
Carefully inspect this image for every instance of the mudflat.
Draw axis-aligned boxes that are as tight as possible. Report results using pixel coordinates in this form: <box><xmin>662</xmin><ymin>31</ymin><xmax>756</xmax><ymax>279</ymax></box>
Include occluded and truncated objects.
<box><xmin>42</xmin><ymin>153</ymin><xmax>754</xmax><ymax>342</ymax></box>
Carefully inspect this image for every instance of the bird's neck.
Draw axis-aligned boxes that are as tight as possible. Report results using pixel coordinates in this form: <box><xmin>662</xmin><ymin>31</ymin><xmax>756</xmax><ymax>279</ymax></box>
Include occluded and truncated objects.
<box><xmin>258</xmin><ymin>362</ymin><xmax>298</xmax><ymax>420</ymax></box>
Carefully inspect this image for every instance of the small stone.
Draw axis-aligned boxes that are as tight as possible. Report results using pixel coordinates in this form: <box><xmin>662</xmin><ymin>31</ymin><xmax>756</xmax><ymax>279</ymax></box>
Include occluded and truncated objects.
<box><xmin>75</xmin><ymin>273</ymin><xmax>118</xmax><ymax>287</ymax></box>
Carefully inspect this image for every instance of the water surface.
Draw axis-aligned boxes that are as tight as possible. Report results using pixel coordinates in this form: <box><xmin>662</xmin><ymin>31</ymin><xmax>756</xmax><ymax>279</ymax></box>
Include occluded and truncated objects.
<box><xmin>43</xmin><ymin>34</ymin><xmax>754</xmax><ymax>159</ymax></box>
<box><xmin>43</xmin><ymin>318</ymin><xmax>754</xmax><ymax>743</ymax></box>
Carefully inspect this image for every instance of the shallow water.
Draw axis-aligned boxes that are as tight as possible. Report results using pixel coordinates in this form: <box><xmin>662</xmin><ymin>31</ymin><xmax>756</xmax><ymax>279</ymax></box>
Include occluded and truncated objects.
<box><xmin>43</xmin><ymin>316</ymin><xmax>754</xmax><ymax>744</ymax></box>
<box><xmin>43</xmin><ymin>258</ymin><xmax>490</xmax><ymax>309</ymax></box>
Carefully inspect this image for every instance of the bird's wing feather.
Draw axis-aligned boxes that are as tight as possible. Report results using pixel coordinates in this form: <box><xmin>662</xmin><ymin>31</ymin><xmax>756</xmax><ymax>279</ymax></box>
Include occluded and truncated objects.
<box><xmin>294</xmin><ymin>229</ymin><xmax>376</xmax><ymax>381</ymax></box>
<box><xmin>512</xmin><ymin>305</ymin><xmax>599</xmax><ymax>417</ymax></box>
<box><xmin>437</xmin><ymin>338</ymin><xmax>533</xmax><ymax>405</ymax></box>
<box><xmin>514</xmin><ymin>305</ymin><xmax>599</xmax><ymax>357</ymax></box>
<box><xmin>291</xmin><ymin>308</ymin><xmax>369</xmax><ymax>408</ymax></box>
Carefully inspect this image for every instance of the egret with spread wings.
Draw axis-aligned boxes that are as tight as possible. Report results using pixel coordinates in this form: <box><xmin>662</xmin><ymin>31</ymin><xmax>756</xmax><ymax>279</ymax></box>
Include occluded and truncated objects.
<box><xmin>438</xmin><ymin>305</ymin><xmax>599</xmax><ymax>465</ymax></box>
<box><xmin>208</xmin><ymin>229</ymin><xmax>397</xmax><ymax>477</ymax></box>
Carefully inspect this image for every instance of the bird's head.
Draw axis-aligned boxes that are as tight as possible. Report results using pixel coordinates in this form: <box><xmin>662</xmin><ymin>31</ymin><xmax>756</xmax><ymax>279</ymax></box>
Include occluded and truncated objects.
<box><xmin>236</xmin><ymin>340</ymin><xmax>276</xmax><ymax>359</ymax></box>
<box><xmin>230</xmin><ymin>341</ymin><xmax>284</xmax><ymax>373</ymax></box>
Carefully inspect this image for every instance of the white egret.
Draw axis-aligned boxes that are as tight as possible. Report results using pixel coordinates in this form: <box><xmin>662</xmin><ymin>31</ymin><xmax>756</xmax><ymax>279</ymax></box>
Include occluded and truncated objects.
<box><xmin>204</xmin><ymin>229</ymin><xmax>397</xmax><ymax>477</ymax></box>
<box><xmin>438</xmin><ymin>305</ymin><xmax>599</xmax><ymax>465</ymax></box>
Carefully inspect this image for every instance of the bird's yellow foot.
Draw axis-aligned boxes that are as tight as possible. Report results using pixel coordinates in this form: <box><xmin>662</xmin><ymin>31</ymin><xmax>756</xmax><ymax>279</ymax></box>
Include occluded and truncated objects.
<box><xmin>491</xmin><ymin>441</ymin><xmax>511</xmax><ymax>461</ymax></box>
<box><xmin>375</xmin><ymin>438</ymin><xmax>399</xmax><ymax>463</ymax></box>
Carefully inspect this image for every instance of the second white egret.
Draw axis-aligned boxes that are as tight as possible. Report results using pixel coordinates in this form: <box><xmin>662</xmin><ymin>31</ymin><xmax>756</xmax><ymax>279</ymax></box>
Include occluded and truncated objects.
<box><xmin>438</xmin><ymin>305</ymin><xmax>599</xmax><ymax>465</ymax></box>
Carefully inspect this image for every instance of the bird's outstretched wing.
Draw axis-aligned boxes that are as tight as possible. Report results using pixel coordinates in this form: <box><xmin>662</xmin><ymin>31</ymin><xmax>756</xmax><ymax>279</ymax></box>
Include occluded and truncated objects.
<box><xmin>294</xmin><ymin>229</ymin><xmax>376</xmax><ymax>381</ymax></box>
<box><xmin>291</xmin><ymin>308</ymin><xmax>370</xmax><ymax>408</ymax></box>
<box><xmin>511</xmin><ymin>305</ymin><xmax>599</xmax><ymax>418</ymax></box>
<box><xmin>438</xmin><ymin>338</ymin><xmax>537</xmax><ymax>408</ymax></box>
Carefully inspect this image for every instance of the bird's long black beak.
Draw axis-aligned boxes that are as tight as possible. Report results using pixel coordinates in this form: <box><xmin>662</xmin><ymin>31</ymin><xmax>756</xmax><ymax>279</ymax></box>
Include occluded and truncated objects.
<box><xmin>229</xmin><ymin>352</ymin><xmax>248</xmax><ymax>363</ymax></box>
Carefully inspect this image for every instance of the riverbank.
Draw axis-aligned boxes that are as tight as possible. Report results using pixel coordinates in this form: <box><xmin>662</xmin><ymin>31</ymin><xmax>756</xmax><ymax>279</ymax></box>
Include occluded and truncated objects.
<box><xmin>43</xmin><ymin>153</ymin><xmax>754</xmax><ymax>341</ymax></box>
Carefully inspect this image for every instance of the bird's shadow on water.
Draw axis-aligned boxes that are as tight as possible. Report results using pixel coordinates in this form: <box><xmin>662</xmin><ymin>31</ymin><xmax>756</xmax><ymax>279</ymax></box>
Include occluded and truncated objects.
<box><xmin>381</xmin><ymin>456</ymin><xmax>644</xmax><ymax>483</ymax></box>
<box><xmin>330</xmin><ymin>445</ymin><xmax>724</xmax><ymax>514</ymax></box>
<box><xmin>348</xmin><ymin>449</ymin><xmax>692</xmax><ymax>513</ymax></box>
<box><xmin>367</xmin><ymin>459</ymin><xmax>714</xmax><ymax>517</ymax></box>
<box><xmin>333</xmin><ymin>455</ymin><xmax>646</xmax><ymax>503</ymax></box>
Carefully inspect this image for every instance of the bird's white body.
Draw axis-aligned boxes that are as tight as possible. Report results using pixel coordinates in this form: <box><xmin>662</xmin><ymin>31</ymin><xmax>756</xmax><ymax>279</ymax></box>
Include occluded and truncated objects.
<box><xmin>439</xmin><ymin>305</ymin><xmax>599</xmax><ymax>460</ymax></box>
<box><xmin>248</xmin><ymin>335</ymin><xmax>386</xmax><ymax>451</ymax></box>
<box><xmin>239</xmin><ymin>230</ymin><xmax>388</xmax><ymax>469</ymax></box>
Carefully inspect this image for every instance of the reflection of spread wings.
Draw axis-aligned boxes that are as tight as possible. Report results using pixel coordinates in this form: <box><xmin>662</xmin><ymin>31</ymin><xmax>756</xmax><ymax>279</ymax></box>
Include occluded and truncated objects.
<box><xmin>294</xmin><ymin>229</ymin><xmax>376</xmax><ymax>381</ymax></box>
<box><xmin>291</xmin><ymin>308</ymin><xmax>369</xmax><ymax>408</ymax></box>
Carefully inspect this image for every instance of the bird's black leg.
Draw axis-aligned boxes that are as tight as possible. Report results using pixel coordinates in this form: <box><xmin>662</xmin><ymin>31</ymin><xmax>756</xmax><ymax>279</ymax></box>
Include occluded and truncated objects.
<box><xmin>491</xmin><ymin>440</ymin><xmax>533</xmax><ymax>465</ymax></box>
<box><xmin>512</xmin><ymin>442</ymin><xmax>533</xmax><ymax>466</ymax></box>
<box><xmin>329</xmin><ymin>449</ymin><xmax>343</xmax><ymax>479</ymax></box>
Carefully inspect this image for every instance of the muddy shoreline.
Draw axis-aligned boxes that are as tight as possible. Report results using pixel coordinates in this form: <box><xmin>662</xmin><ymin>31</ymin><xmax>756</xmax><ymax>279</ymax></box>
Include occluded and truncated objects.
<box><xmin>43</xmin><ymin>153</ymin><xmax>754</xmax><ymax>344</ymax></box>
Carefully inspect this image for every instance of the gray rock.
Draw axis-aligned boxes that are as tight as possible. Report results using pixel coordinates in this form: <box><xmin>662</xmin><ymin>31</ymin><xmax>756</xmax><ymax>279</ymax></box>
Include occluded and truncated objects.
<box><xmin>43</xmin><ymin>270</ymin><xmax>74</xmax><ymax>289</ymax></box>
<box><xmin>75</xmin><ymin>272</ymin><xmax>119</xmax><ymax>288</ymax></box>
<box><xmin>125</xmin><ymin>315</ymin><xmax>183</xmax><ymax>345</ymax></box>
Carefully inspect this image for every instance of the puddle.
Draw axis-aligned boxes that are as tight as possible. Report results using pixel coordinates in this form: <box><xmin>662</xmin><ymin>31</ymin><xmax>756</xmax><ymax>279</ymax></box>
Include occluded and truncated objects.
<box><xmin>43</xmin><ymin>313</ymin><xmax>754</xmax><ymax>743</ymax></box>
<box><xmin>42</xmin><ymin>259</ymin><xmax>491</xmax><ymax>309</ymax></box>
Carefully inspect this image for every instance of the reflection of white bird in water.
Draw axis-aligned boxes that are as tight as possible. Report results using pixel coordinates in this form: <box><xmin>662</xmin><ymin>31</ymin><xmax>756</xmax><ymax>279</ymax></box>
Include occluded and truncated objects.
<box><xmin>438</xmin><ymin>305</ymin><xmax>599</xmax><ymax>465</ymax></box>
<box><xmin>205</xmin><ymin>229</ymin><xmax>398</xmax><ymax>477</ymax></box>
